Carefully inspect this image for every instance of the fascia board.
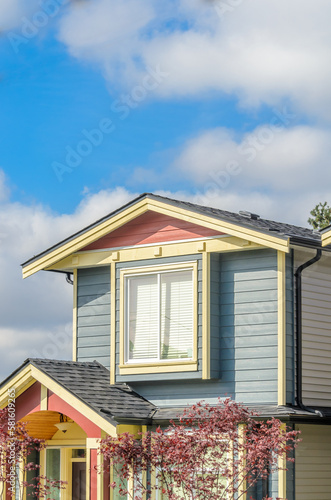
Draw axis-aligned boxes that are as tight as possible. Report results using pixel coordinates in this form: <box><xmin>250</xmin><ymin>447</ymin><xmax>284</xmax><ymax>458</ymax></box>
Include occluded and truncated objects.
<box><xmin>22</xmin><ymin>197</ymin><xmax>290</xmax><ymax>279</ymax></box>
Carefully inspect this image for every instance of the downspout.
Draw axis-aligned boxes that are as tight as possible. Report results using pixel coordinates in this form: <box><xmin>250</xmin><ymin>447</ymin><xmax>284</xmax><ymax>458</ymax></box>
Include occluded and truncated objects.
<box><xmin>295</xmin><ymin>248</ymin><xmax>324</xmax><ymax>417</ymax></box>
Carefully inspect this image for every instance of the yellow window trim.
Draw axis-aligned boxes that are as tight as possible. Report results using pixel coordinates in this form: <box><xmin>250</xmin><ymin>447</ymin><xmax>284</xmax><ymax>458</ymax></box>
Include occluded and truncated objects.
<box><xmin>119</xmin><ymin>261</ymin><xmax>198</xmax><ymax>376</ymax></box>
<box><xmin>119</xmin><ymin>362</ymin><xmax>198</xmax><ymax>376</ymax></box>
<box><xmin>23</xmin><ymin>197</ymin><xmax>289</xmax><ymax>279</ymax></box>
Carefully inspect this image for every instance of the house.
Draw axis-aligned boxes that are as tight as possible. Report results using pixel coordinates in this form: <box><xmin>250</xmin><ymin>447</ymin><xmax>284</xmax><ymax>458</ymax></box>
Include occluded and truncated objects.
<box><xmin>1</xmin><ymin>192</ymin><xmax>331</xmax><ymax>500</ymax></box>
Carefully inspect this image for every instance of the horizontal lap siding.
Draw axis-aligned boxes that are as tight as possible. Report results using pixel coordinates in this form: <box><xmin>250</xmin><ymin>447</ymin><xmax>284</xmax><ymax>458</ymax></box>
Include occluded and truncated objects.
<box><xmin>133</xmin><ymin>249</ymin><xmax>278</xmax><ymax>407</ymax></box>
<box><xmin>220</xmin><ymin>249</ymin><xmax>278</xmax><ymax>405</ymax></box>
<box><xmin>296</xmin><ymin>424</ymin><xmax>331</xmax><ymax>500</ymax></box>
<box><xmin>295</xmin><ymin>251</ymin><xmax>331</xmax><ymax>406</ymax></box>
<box><xmin>76</xmin><ymin>267</ymin><xmax>111</xmax><ymax>368</ymax></box>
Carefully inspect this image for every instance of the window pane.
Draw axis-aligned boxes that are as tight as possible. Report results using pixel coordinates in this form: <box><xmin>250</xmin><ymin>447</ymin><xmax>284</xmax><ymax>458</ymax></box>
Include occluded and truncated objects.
<box><xmin>46</xmin><ymin>449</ymin><xmax>61</xmax><ymax>500</ymax></box>
<box><xmin>127</xmin><ymin>274</ymin><xmax>158</xmax><ymax>360</ymax></box>
<box><xmin>26</xmin><ymin>448</ymin><xmax>40</xmax><ymax>498</ymax></box>
<box><xmin>160</xmin><ymin>270</ymin><xmax>193</xmax><ymax>360</ymax></box>
<box><xmin>72</xmin><ymin>449</ymin><xmax>86</xmax><ymax>459</ymax></box>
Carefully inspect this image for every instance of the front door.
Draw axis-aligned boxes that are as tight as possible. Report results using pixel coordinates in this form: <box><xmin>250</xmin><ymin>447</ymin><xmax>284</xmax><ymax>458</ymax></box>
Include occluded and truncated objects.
<box><xmin>72</xmin><ymin>462</ymin><xmax>86</xmax><ymax>500</ymax></box>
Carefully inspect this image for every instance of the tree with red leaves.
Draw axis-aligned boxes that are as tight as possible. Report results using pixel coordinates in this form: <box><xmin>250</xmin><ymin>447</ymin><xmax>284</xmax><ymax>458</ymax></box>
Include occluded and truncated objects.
<box><xmin>99</xmin><ymin>398</ymin><xmax>300</xmax><ymax>500</ymax></box>
<box><xmin>0</xmin><ymin>407</ymin><xmax>66</xmax><ymax>499</ymax></box>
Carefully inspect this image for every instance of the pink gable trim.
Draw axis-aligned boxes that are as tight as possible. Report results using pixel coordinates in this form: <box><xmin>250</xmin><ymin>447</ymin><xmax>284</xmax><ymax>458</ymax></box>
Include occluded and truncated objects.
<box><xmin>81</xmin><ymin>211</ymin><xmax>224</xmax><ymax>251</ymax></box>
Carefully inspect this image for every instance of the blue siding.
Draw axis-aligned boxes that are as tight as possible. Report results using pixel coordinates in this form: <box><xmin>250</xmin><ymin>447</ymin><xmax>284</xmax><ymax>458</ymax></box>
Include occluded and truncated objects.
<box><xmin>133</xmin><ymin>249</ymin><xmax>279</xmax><ymax>407</ymax></box>
<box><xmin>115</xmin><ymin>255</ymin><xmax>203</xmax><ymax>383</ymax></box>
<box><xmin>76</xmin><ymin>267</ymin><xmax>111</xmax><ymax>368</ymax></box>
<box><xmin>220</xmin><ymin>249</ymin><xmax>278</xmax><ymax>405</ymax></box>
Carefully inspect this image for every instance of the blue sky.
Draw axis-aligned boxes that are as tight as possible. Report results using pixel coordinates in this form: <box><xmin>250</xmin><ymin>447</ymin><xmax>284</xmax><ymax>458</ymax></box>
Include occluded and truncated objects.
<box><xmin>1</xmin><ymin>0</ymin><xmax>331</xmax><ymax>378</ymax></box>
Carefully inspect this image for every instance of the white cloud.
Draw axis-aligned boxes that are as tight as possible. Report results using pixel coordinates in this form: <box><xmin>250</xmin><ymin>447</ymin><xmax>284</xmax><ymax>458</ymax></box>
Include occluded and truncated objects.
<box><xmin>0</xmin><ymin>0</ymin><xmax>39</xmax><ymax>30</ymax></box>
<box><xmin>0</xmin><ymin>163</ymin><xmax>328</xmax><ymax>381</ymax></box>
<box><xmin>56</xmin><ymin>0</ymin><xmax>331</xmax><ymax>120</ymax></box>
<box><xmin>0</xmin><ymin>180</ymin><xmax>135</xmax><ymax>380</ymax></box>
<box><xmin>57</xmin><ymin>0</ymin><xmax>155</xmax><ymax>85</ymax></box>
<box><xmin>174</xmin><ymin>124</ymin><xmax>331</xmax><ymax>191</ymax></box>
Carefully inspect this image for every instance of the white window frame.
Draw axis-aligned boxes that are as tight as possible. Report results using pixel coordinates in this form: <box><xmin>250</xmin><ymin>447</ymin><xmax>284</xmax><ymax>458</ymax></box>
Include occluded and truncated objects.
<box><xmin>119</xmin><ymin>262</ymin><xmax>198</xmax><ymax>375</ymax></box>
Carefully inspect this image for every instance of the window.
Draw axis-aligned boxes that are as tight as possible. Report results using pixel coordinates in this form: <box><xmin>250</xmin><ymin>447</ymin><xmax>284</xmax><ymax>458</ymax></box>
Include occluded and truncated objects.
<box><xmin>46</xmin><ymin>449</ymin><xmax>61</xmax><ymax>500</ymax></box>
<box><xmin>120</xmin><ymin>262</ymin><xmax>198</xmax><ymax>373</ymax></box>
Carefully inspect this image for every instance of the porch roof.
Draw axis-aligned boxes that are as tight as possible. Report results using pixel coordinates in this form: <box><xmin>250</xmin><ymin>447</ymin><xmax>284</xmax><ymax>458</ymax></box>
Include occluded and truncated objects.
<box><xmin>1</xmin><ymin>358</ymin><xmax>156</xmax><ymax>423</ymax></box>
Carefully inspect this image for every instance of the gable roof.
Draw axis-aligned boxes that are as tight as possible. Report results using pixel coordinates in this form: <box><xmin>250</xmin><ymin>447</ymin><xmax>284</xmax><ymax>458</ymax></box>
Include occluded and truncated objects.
<box><xmin>21</xmin><ymin>193</ymin><xmax>323</xmax><ymax>278</ymax></box>
<box><xmin>0</xmin><ymin>358</ymin><xmax>155</xmax><ymax>424</ymax></box>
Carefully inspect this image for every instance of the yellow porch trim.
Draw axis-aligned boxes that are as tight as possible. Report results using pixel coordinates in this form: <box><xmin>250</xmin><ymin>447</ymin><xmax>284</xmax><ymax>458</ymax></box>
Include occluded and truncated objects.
<box><xmin>0</xmin><ymin>363</ymin><xmax>116</xmax><ymax>436</ymax></box>
<box><xmin>47</xmin><ymin>439</ymin><xmax>86</xmax><ymax>446</ymax></box>
<box><xmin>61</xmin><ymin>448</ymin><xmax>72</xmax><ymax>500</ymax></box>
<box><xmin>110</xmin><ymin>262</ymin><xmax>116</xmax><ymax>384</ymax></box>
<box><xmin>202</xmin><ymin>252</ymin><xmax>210</xmax><ymax>380</ymax></box>
<box><xmin>72</xmin><ymin>268</ymin><xmax>78</xmax><ymax>362</ymax></box>
<box><xmin>86</xmin><ymin>445</ymin><xmax>91</xmax><ymax>500</ymax></box>
<box><xmin>277</xmin><ymin>251</ymin><xmax>286</xmax><ymax>406</ymax></box>
<box><xmin>238</xmin><ymin>424</ymin><xmax>247</xmax><ymax>500</ymax></box>
<box><xmin>119</xmin><ymin>261</ymin><xmax>198</xmax><ymax>376</ymax></box>
<box><xmin>117</xmin><ymin>424</ymin><xmax>142</xmax><ymax>438</ymax></box>
<box><xmin>0</xmin><ymin>366</ymin><xmax>35</xmax><ymax>408</ymax></box>
<box><xmin>278</xmin><ymin>423</ymin><xmax>287</xmax><ymax>499</ymax></box>
<box><xmin>23</xmin><ymin>197</ymin><xmax>290</xmax><ymax>278</ymax></box>
<box><xmin>40</xmin><ymin>384</ymin><xmax>48</xmax><ymax>411</ymax></box>
<box><xmin>29</xmin><ymin>366</ymin><xmax>117</xmax><ymax>436</ymax></box>
<box><xmin>46</xmin><ymin>236</ymin><xmax>264</xmax><ymax>273</ymax></box>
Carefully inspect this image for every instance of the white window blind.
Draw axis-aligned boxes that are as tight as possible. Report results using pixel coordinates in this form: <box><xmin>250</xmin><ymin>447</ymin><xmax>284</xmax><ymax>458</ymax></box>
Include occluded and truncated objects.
<box><xmin>126</xmin><ymin>268</ymin><xmax>194</xmax><ymax>362</ymax></box>
<box><xmin>160</xmin><ymin>271</ymin><xmax>193</xmax><ymax>360</ymax></box>
<box><xmin>128</xmin><ymin>274</ymin><xmax>159</xmax><ymax>360</ymax></box>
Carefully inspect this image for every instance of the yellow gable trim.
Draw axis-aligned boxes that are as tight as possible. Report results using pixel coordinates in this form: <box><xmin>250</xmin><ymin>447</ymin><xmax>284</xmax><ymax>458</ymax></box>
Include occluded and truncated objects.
<box><xmin>29</xmin><ymin>366</ymin><xmax>117</xmax><ymax>436</ymax></box>
<box><xmin>0</xmin><ymin>365</ymin><xmax>35</xmax><ymax>408</ymax></box>
<box><xmin>146</xmin><ymin>199</ymin><xmax>289</xmax><ymax>251</ymax></box>
<box><xmin>22</xmin><ymin>197</ymin><xmax>290</xmax><ymax>278</ymax></box>
<box><xmin>22</xmin><ymin>199</ymin><xmax>149</xmax><ymax>278</ymax></box>
<box><xmin>47</xmin><ymin>237</ymin><xmax>264</xmax><ymax>273</ymax></box>
<box><xmin>0</xmin><ymin>364</ymin><xmax>117</xmax><ymax>436</ymax></box>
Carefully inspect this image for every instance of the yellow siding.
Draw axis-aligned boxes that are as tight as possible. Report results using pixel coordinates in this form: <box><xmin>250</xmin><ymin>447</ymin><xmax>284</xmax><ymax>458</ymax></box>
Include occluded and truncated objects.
<box><xmin>296</xmin><ymin>424</ymin><xmax>331</xmax><ymax>500</ymax></box>
<box><xmin>295</xmin><ymin>250</ymin><xmax>331</xmax><ymax>406</ymax></box>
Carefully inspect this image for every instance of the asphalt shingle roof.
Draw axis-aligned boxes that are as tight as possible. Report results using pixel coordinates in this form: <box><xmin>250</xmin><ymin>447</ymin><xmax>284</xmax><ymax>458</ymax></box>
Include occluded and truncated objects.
<box><xmin>152</xmin><ymin>194</ymin><xmax>321</xmax><ymax>244</ymax></box>
<box><xmin>22</xmin><ymin>193</ymin><xmax>324</xmax><ymax>268</ymax></box>
<box><xmin>152</xmin><ymin>404</ymin><xmax>331</xmax><ymax>423</ymax></box>
<box><xmin>2</xmin><ymin>358</ymin><xmax>331</xmax><ymax>423</ymax></box>
<box><xmin>24</xmin><ymin>359</ymin><xmax>155</xmax><ymax>422</ymax></box>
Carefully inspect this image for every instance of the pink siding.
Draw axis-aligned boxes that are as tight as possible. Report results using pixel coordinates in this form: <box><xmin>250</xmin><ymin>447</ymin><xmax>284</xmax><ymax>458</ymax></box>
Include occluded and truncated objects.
<box><xmin>15</xmin><ymin>382</ymin><xmax>41</xmax><ymax>422</ymax></box>
<box><xmin>81</xmin><ymin>211</ymin><xmax>223</xmax><ymax>251</ymax></box>
<box><xmin>48</xmin><ymin>391</ymin><xmax>101</xmax><ymax>438</ymax></box>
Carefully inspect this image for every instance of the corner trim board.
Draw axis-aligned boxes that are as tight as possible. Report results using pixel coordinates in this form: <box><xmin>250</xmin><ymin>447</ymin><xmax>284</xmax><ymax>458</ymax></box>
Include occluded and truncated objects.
<box><xmin>277</xmin><ymin>251</ymin><xmax>286</xmax><ymax>406</ymax></box>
